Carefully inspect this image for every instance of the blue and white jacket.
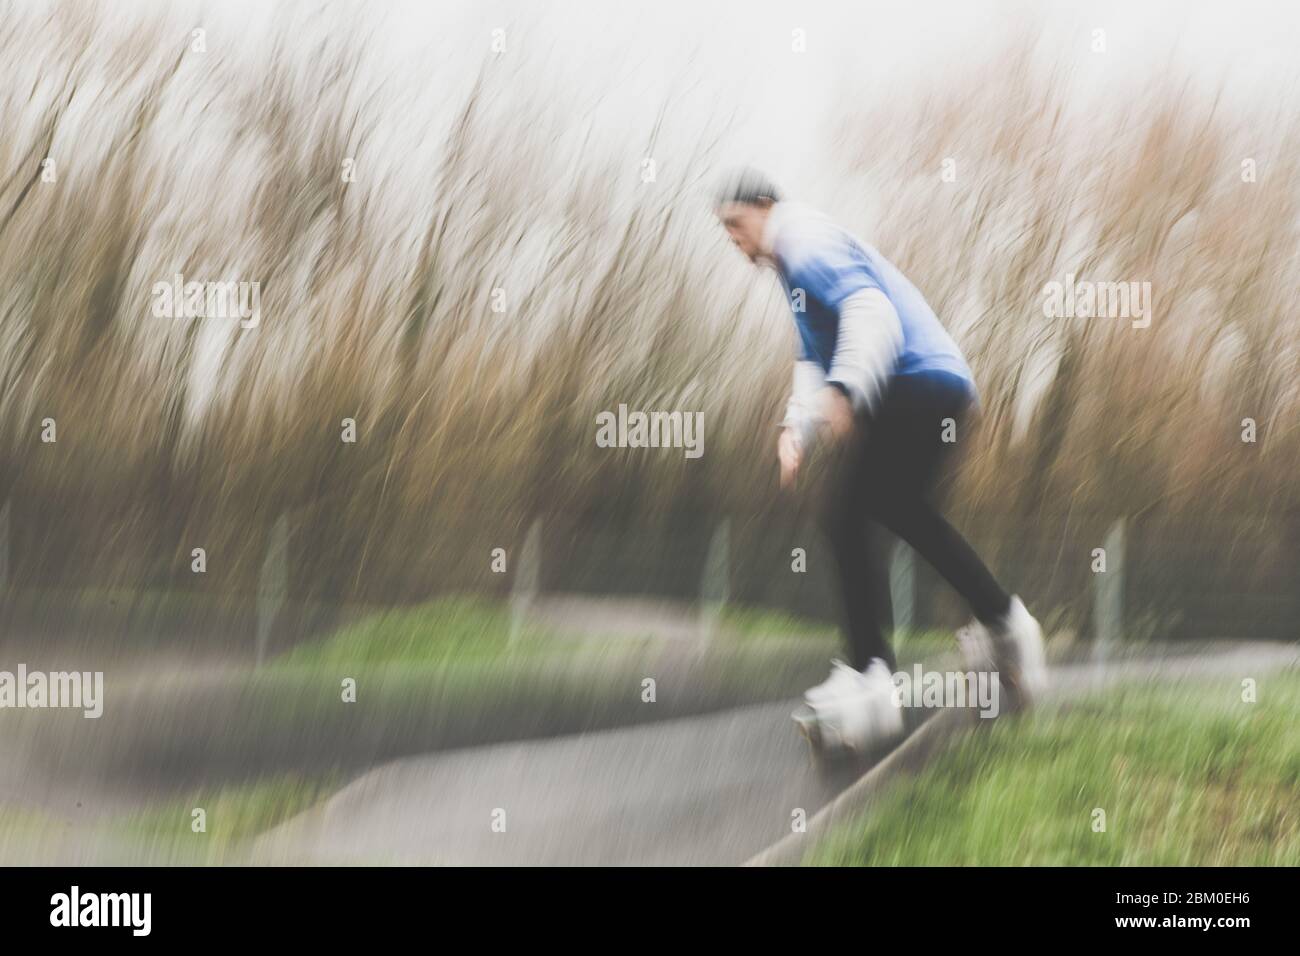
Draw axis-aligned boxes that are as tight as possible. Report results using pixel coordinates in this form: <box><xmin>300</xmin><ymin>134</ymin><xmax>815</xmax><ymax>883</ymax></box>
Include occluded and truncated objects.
<box><xmin>763</xmin><ymin>202</ymin><xmax>974</xmax><ymax>443</ymax></box>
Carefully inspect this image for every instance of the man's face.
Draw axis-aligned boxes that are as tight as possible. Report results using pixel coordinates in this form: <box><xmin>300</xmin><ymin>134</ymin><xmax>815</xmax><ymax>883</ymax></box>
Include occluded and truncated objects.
<box><xmin>716</xmin><ymin>200</ymin><xmax>772</xmax><ymax>263</ymax></box>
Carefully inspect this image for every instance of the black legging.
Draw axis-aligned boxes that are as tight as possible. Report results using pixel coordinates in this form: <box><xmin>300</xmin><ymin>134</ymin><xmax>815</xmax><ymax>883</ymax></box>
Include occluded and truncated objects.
<box><xmin>818</xmin><ymin>371</ymin><xmax>1010</xmax><ymax>671</ymax></box>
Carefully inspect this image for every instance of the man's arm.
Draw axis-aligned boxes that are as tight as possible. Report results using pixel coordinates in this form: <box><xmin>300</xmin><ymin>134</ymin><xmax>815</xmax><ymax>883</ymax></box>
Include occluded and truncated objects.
<box><xmin>825</xmin><ymin>287</ymin><xmax>904</xmax><ymax>417</ymax></box>
<box><xmin>777</xmin><ymin>285</ymin><xmax>904</xmax><ymax>453</ymax></box>
<box><xmin>780</xmin><ymin>234</ymin><xmax>904</xmax><ymax>430</ymax></box>
<box><xmin>780</xmin><ymin>358</ymin><xmax>827</xmax><ymax>449</ymax></box>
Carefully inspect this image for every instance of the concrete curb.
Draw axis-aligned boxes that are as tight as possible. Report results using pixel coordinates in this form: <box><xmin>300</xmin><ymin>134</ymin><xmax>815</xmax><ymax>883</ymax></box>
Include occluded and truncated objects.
<box><xmin>745</xmin><ymin>707</ymin><xmax>973</xmax><ymax>866</ymax></box>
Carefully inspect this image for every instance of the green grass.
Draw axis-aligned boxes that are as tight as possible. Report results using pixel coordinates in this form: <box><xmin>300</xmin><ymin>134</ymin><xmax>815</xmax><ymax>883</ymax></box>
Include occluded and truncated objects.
<box><xmin>717</xmin><ymin>605</ymin><xmax>953</xmax><ymax>658</ymax></box>
<box><xmin>276</xmin><ymin>596</ymin><xmax>848</xmax><ymax>671</ymax></box>
<box><xmin>0</xmin><ymin>773</ymin><xmax>340</xmax><ymax>864</ymax></box>
<box><xmin>116</xmin><ymin>773</ymin><xmax>342</xmax><ymax>864</ymax></box>
<box><xmin>716</xmin><ymin>606</ymin><xmax>836</xmax><ymax>643</ymax></box>
<box><xmin>0</xmin><ymin>805</ymin><xmax>68</xmax><ymax>838</ymax></box>
<box><xmin>808</xmin><ymin>669</ymin><xmax>1300</xmax><ymax>866</ymax></box>
<box><xmin>241</xmin><ymin>596</ymin><xmax>849</xmax><ymax>735</ymax></box>
<box><xmin>272</xmin><ymin>596</ymin><xmax>564</xmax><ymax>670</ymax></box>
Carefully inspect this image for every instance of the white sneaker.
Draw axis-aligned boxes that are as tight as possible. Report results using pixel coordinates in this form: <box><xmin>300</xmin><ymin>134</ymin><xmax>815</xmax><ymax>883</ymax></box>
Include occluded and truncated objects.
<box><xmin>957</xmin><ymin>598</ymin><xmax>1048</xmax><ymax>711</ymax></box>
<box><xmin>799</xmin><ymin>658</ymin><xmax>904</xmax><ymax>752</ymax></box>
<box><xmin>804</xmin><ymin>659</ymin><xmax>863</xmax><ymax>704</ymax></box>
<box><xmin>989</xmin><ymin>596</ymin><xmax>1048</xmax><ymax>708</ymax></box>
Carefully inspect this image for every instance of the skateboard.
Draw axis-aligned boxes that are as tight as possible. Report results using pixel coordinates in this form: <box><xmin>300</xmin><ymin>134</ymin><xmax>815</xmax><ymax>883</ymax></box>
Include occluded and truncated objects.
<box><xmin>792</xmin><ymin>698</ymin><xmax>906</xmax><ymax>763</ymax></box>
<box><xmin>791</xmin><ymin>702</ymin><xmax>855</xmax><ymax>762</ymax></box>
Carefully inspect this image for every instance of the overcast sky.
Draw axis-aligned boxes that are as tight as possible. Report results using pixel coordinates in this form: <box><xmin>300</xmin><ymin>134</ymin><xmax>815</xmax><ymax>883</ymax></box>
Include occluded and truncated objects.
<box><xmin>370</xmin><ymin>0</ymin><xmax>1300</xmax><ymax>184</ymax></box>
<box><xmin>43</xmin><ymin>0</ymin><xmax>1300</xmax><ymax>205</ymax></box>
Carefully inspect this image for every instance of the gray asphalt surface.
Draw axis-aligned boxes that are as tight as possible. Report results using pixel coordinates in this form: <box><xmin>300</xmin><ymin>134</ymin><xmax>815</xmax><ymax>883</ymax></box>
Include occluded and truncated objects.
<box><xmin>253</xmin><ymin>698</ymin><xmax>860</xmax><ymax>865</ymax></box>
<box><xmin>253</xmin><ymin>642</ymin><xmax>1299</xmax><ymax>866</ymax></box>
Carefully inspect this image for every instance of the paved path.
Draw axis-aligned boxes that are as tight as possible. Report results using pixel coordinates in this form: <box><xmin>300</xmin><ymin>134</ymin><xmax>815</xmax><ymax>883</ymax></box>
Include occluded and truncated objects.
<box><xmin>252</xmin><ymin>698</ymin><xmax>856</xmax><ymax>865</ymax></box>
<box><xmin>252</xmin><ymin>642</ymin><xmax>1299</xmax><ymax>866</ymax></box>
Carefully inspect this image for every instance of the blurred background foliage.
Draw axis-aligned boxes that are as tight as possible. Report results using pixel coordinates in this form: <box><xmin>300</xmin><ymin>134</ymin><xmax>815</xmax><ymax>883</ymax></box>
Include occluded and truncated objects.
<box><xmin>0</xmin><ymin>2</ymin><xmax>1295</xmax><ymax>645</ymax></box>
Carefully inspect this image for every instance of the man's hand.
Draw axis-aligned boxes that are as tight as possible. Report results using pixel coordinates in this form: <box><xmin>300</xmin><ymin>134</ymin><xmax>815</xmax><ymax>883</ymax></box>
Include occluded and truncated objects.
<box><xmin>819</xmin><ymin>385</ymin><xmax>855</xmax><ymax>441</ymax></box>
<box><xmin>777</xmin><ymin>427</ymin><xmax>802</xmax><ymax>491</ymax></box>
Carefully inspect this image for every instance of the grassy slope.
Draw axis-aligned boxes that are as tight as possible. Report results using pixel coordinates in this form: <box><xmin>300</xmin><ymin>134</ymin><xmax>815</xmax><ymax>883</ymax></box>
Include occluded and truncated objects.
<box><xmin>808</xmin><ymin>670</ymin><xmax>1300</xmax><ymax>866</ymax></box>
<box><xmin>116</xmin><ymin>773</ymin><xmax>343</xmax><ymax>865</ymax></box>
<box><xmin>270</xmin><ymin>596</ymin><xmax>576</xmax><ymax>668</ymax></box>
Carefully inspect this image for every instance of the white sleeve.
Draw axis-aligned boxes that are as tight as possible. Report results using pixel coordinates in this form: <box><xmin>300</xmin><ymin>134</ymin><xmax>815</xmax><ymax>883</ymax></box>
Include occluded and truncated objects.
<box><xmin>780</xmin><ymin>359</ymin><xmax>826</xmax><ymax>448</ymax></box>
<box><xmin>826</xmin><ymin>288</ymin><xmax>904</xmax><ymax>416</ymax></box>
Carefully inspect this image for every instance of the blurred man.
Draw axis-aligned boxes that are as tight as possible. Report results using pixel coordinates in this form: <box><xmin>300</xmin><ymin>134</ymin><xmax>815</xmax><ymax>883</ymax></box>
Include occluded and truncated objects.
<box><xmin>715</xmin><ymin>169</ymin><xmax>1046</xmax><ymax>750</ymax></box>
